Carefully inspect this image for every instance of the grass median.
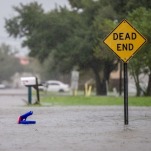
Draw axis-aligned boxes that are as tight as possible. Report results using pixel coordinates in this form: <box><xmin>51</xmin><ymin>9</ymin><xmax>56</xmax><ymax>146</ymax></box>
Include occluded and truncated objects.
<box><xmin>40</xmin><ymin>94</ymin><xmax>151</xmax><ymax>106</ymax></box>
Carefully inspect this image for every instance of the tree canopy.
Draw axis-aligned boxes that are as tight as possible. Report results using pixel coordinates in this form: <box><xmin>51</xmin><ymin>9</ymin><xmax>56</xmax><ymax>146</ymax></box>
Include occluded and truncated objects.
<box><xmin>127</xmin><ymin>7</ymin><xmax>151</xmax><ymax>95</ymax></box>
<box><xmin>4</xmin><ymin>0</ymin><xmax>151</xmax><ymax>95</ymax></box>
<box><xmin>0</xmin><ymin>44</ymin><xmax>23</xmax><ymax>81</ymax></box>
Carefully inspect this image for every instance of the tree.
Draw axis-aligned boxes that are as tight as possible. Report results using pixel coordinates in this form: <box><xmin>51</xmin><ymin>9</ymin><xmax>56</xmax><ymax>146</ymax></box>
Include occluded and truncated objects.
<box><xmin>109</xmin><ymin>0</ymin><xmax>151</xmax><ymax>20</ymax></box>
<box><xmin>0</xmin><ymin>43</ymin><xmax>22</xmax><ymax>81</ymax></box>
<box><xmin>104</xmin><ymin>0</ymin><xmax>151</xmax><ymax>96</ymax></box>
<box><xmin>5</xmin><ymin>1</ymin><xmax>119</xmax><ymax>95</ymax></box>
<box><xmin>48</xmin><ymin>0</ymin><xmax>118</xmax><ymax>95</ymax></box>
<box><xmin>128</xmin><ymin>7</ymin><xmax>151</xmax><ymax>96</ymax></box>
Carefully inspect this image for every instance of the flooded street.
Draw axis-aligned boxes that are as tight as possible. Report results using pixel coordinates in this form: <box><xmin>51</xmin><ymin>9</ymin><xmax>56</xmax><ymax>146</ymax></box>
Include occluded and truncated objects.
<box><xmin>0</xmin><ymin>89</ymin><xmax>151</xmax><ymax>151</ymax></box>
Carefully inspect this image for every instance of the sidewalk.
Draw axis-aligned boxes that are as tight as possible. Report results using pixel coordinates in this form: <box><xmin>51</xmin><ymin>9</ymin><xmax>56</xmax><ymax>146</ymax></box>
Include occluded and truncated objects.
<box><xmin>0</xmin><ymin>88</ymin><xmax>27</xmax><ymax>96</ymax></box>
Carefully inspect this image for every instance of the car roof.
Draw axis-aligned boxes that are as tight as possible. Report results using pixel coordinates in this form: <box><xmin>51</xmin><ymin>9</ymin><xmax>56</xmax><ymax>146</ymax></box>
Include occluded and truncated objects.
<box><xmin>46</xmin><ymin>80</ymin><xmax>62</xmax><ymax>83</ymax></box>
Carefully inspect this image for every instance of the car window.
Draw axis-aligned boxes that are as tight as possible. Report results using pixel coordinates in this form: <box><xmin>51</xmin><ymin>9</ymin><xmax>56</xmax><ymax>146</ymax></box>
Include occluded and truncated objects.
<box><xmin>49</xmin><ymin>83</ymin><xmax>59</xmax><ymax>86</ymax></box>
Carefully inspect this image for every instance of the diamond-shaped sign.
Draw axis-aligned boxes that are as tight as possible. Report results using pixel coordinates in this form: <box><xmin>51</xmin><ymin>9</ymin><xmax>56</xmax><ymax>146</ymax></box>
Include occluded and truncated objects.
<box><xmin>103</xmin><ymin>19</ymin><xmax>147</xmax><ymax>62</ymax></box>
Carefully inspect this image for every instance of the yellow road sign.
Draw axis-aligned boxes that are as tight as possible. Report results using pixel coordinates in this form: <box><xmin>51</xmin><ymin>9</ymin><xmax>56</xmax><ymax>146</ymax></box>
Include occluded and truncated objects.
<box><xmin>103</xmin><ymin>19</ymin><xmax>147</xmax><ymax>62</ymax></box>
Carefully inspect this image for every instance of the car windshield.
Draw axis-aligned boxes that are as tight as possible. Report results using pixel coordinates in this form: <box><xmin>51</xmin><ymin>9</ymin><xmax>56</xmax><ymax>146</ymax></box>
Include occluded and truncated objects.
<box><xmin>49</xmin><ymin>83</ymin><xmax>59</xmax><ymax>85</ymax></box>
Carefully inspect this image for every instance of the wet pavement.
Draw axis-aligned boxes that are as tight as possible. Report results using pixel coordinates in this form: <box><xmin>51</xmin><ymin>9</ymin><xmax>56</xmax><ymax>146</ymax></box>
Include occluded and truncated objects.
<box><xmin>0</xmin><ymin>89</ymin><xmax>151</xmax><ymax>151</ymax></box>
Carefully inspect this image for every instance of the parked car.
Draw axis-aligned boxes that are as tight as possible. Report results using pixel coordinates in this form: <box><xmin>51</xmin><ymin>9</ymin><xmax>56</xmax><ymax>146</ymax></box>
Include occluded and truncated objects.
<box><xmin>45</xmin><ymin>80</ymin><xmax>70</xmax><ymax>92</ymax></box>
<box><xmin>38</xmin><ymin>83</ymin><xmax>46</xmax><ymax>91</ymax></box>
<box><xmin>0</xmin><ymin>83</ymin><xmax>6</xmax><ymax>89</ymax></box>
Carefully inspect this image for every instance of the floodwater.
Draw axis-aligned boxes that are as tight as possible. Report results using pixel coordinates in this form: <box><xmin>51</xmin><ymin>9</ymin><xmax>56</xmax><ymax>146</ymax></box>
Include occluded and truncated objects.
<box><xmin>0</xmin><ymin>90</ymin><xmax>151</xmax><ymax>151</ymax></box>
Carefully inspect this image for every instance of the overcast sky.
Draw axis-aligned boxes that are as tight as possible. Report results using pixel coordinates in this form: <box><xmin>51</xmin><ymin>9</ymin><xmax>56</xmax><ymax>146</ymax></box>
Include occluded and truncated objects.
<box><xmin>0</xmin><ymin>0</ymin><xmax>69</xmax><ymax>56</ymax></box>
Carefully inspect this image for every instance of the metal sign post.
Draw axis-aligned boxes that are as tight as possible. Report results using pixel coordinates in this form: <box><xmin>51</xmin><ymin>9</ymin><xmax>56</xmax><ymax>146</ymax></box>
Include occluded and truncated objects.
<box><xmin>103</xmin><ymin>19</ymin><xmax>147</xmax><ymax>125</ymax></box>
<box><xmin>124</xmin><ymin>63</ymin><xmax>128</xmax><ymax>125</ymax></box>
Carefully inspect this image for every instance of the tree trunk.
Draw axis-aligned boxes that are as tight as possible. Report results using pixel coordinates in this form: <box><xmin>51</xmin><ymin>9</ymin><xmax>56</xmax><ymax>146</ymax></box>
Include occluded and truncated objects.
<box><xmin>134</xmin><ymin>73</ymin><xmax>141</xmax><ymax>96</ymax></box>
<box><xmin>136</xmin><ymin>80</ymin><xmax>141</xmax><ymax>96</ymax></box>
<box><xmin>92</xmin><ymin>67</ymin><xmax>107</xmax><ymax>95</ymax></box>
<box><xmin>129</xmin><ymin>63</ymin><xmax>141</xmax><ymax>96</ymax></box>
<box><xmin>146</xmin><ymin>73</ymin><xmax>151</xmax><ymax>96</ymax></box>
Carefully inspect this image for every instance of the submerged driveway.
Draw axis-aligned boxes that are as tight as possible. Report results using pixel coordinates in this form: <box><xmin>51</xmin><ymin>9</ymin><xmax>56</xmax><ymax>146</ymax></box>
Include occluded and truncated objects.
<box><xmin>0</xmin><ymin>89</ymin><xmax>151</xmax><ymax>151</ymax></box>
